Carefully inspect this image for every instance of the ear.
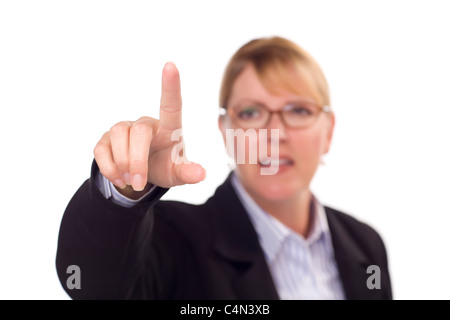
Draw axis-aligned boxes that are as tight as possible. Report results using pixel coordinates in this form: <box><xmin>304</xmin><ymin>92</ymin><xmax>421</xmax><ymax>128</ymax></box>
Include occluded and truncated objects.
<box><xmin>323</xmin><ymin>112</ymin><xmax>335</xmax><ymax>155</ymax></box>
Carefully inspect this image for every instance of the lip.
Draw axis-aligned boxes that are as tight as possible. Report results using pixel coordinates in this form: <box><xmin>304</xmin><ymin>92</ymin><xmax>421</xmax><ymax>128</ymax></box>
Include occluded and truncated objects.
<box><xmin>258</xmin><ymin>155</ymin><xmax>295</xmax><ymax>167</ymax></box>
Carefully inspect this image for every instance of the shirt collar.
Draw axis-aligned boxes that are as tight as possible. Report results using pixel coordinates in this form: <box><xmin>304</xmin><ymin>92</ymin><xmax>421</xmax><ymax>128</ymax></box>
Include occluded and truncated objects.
<box><xmin>230</xmin><ymin>172</ymin><xmax>330</xmax><ymax>262</ymax></box>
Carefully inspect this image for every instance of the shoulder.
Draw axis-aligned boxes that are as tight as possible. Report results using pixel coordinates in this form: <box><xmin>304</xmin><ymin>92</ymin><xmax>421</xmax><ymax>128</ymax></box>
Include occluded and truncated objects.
<box><xmin>324</xmin><ymin>206</ymin><xmax>383</xmax><ymax>241</ymax></box>
<box><xmin>324</xmin><ymin>206</ymin><xmax>388</xmax><ymax>261</ymax></box>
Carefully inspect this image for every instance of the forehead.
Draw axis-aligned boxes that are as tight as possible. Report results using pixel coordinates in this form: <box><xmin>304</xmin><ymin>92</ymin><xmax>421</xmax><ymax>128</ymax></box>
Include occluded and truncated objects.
<box><xmin>228</xmin><ymin>63</ymin><xmax>315</xmax><ymax>107</ymax></box>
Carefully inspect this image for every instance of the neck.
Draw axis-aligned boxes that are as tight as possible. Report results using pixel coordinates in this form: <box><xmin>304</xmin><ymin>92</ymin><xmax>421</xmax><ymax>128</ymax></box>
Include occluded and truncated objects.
<box><xmin>246</xmin><ymin>187</ymin><xmax>313</xmax><ymax>238</ymax></box>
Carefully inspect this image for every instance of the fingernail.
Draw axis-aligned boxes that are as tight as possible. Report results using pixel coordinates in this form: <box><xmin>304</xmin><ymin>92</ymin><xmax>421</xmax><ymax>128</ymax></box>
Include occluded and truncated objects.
<box><xmin>132</xmin><ymin>174</ymin><xmax>145</xmax><ymax>191</ymax></box>
<box><xmin>165</xmin><ymin>61</ymin><xmax>175</xmax><ymax>69</ymax></box>
<box><xmin>123</xmin><ymin>172</ymin><xmax>131</xmax><ymax>185</ymax></box>
<box><xmin>114</xmin><ymin>179</ymin><xmax>126</xmax><ymax>189</ymax></box>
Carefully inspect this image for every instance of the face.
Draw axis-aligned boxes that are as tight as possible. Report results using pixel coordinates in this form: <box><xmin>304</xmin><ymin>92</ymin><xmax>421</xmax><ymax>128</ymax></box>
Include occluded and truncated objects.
<box><xmin>219</xmin><ymin>64</ymin><xmax>335</xmax><ymax>202</ymax></box>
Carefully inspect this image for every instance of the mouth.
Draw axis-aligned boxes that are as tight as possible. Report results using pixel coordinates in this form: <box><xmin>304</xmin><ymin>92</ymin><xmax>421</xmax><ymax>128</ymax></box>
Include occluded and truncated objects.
<box><xmin>259</xmin><ymin>156</ymin><xmax>294</xmax><ymax>168</ymax></box>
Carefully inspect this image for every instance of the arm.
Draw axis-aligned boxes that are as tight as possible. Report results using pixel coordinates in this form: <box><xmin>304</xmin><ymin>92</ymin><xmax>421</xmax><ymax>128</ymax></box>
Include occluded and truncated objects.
<box><xmin>56</xmin><ymin>161</ymin><xmax>169</xmax><ymax>299</ymax></box>
<box><xmin>56</xmin><ymin>63</ymin><xmax>205</xmax><ymax>299</ymax></box>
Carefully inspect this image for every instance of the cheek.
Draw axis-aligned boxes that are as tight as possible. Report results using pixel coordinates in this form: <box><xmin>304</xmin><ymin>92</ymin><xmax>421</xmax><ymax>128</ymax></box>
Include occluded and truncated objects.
<box><xmin>291</xmin><ymin>130</ymin><xmax>326</xmax><ymax>162</ymax></box>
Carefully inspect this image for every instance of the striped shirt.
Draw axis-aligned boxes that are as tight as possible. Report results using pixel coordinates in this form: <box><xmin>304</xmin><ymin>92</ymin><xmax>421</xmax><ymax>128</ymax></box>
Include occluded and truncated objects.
<box><xmin>96</xmin><ymin>172</ymin><xmax>345</xmax><ymax>299</ymax></box>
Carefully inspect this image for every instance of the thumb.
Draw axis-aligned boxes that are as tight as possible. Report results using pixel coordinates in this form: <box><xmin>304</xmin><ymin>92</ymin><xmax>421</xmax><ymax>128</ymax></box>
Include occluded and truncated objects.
<box><xmin>175</xmin><ymin>162</ymin><xmax>206</xmax><ymax>185</ymax></box>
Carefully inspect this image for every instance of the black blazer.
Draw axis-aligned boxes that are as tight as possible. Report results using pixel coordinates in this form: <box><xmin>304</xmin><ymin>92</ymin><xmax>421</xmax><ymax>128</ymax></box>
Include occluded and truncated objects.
<box><xmin>56</xmin><ymin>162</ymin><xmax>392</xmax><ymax>300</ymax></box>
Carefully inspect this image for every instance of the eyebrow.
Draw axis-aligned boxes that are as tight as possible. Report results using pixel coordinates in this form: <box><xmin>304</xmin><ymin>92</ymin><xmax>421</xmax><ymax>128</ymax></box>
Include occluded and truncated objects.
<box><xmin>230</xmin><ymin>98</ymin><xmax>319</xmax><ymax>109</ymax></box>
<box><xmin>226</xmin><ymin>99</ymin><xmax>265</xmax><ymax>110</ymax></box>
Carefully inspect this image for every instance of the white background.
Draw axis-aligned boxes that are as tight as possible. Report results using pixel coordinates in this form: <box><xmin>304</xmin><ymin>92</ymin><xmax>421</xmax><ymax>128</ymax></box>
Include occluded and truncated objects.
<box><xmin>1</xmin><ymin>0</ymin><xmax>449</xmax><ymax>300</ymax></box>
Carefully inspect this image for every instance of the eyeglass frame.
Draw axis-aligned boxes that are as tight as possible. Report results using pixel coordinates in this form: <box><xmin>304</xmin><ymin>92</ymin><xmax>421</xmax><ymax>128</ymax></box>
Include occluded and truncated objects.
<box><xmin>219</xmin><ymin>100</ymin><xmax>332</xmax><ymax>129</ymax></box>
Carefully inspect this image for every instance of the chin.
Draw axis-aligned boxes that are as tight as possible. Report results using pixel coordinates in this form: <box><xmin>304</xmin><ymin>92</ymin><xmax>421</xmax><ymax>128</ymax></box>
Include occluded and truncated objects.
<box><xmin>254</xmin><ymin>185</ymin><xmax>298</xmax><ymax>201</ymax></box>
<box><xmin>239</xmin><ymin>166</ymin><xmax>307</xmax><ymax>201</ymax></box>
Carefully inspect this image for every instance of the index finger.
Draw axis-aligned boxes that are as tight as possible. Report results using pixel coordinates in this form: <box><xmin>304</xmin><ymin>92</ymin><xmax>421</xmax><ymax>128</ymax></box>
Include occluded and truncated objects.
<box><xmin>159</xmin><ymin>62</ymin><xmax>182</xmax><ymax>130</ymax></box>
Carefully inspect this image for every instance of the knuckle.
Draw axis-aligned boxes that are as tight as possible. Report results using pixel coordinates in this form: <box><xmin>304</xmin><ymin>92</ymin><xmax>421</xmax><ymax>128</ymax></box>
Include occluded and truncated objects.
<box><xmin>93</xmin><ymin>142</ymin><xmax>109</xmax><ymax>157</ymax></box>
<box><xmin>131</xmin><ymin>122</ymin><xmax>152</xmax><ymax>135</ymax></box>
<box><xmin>137</xmin><ymin>116</ymin><xmax>154</xmax><ymax>122</ymax></box>
<box><xmin>110</xmin><ymin>121</ymin><xmax>130</xmax><ymax>135</ymax></box>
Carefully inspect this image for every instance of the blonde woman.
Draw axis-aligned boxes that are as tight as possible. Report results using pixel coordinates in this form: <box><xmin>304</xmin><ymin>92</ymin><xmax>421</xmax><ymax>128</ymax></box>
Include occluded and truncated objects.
<box><xmin>56</xmin><ymin>37</ymin><xmax>392</xmax><ymax>300</ymax></box>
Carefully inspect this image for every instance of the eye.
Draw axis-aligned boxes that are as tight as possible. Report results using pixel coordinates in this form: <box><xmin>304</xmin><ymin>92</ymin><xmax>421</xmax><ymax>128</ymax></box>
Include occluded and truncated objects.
<box><xmin>237</xmin><ymin>106</ymin><xmax>262</xmax><ymax>120</ymax></box>
<box><xmin>286</xmin><ymin>104</ymin><xmax>314</xmax><ymax>117</ymax></box>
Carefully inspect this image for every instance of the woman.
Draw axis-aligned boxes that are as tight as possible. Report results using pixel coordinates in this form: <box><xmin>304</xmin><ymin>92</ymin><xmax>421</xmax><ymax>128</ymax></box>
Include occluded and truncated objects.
<box><xmin>56</xmin><ymin>36</ymin><xmax>392</xmax><ymax>299</ymax></box>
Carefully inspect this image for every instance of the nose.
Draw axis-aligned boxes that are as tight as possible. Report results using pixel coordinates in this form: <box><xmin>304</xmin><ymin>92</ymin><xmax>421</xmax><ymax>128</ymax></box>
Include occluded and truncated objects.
<box><xmin>265</xmin><ymin>112</ymin><xmax>288</xmax><ymax>143</ymax></box>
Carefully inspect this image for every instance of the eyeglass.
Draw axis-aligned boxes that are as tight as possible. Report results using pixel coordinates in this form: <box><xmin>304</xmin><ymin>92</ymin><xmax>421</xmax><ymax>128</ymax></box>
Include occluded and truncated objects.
<box><xmin>219</xmin><ymin>100</ymin><xmax>331</xmax><ymax>129</ymax></box>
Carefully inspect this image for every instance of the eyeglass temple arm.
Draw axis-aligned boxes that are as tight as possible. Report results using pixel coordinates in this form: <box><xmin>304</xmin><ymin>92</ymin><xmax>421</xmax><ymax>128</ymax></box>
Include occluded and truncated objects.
<box><xmin>322</xmin><ymin>105</ymin><xmax>332</xmax><ymax>113</ymax></box>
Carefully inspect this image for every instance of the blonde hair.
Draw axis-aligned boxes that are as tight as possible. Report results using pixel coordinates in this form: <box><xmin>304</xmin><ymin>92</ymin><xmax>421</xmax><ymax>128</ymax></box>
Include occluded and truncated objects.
<box><xmin>219</xmin><ymin>36</ymin><xmax>330</xmax><ymax>108</ymax></box>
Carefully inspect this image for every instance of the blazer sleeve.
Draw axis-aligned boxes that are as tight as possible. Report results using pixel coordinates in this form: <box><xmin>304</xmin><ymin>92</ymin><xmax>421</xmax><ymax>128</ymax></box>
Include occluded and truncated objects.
<box><xmin>55</xmin><ymin>160</ymin><xmax>176</xmax><ymax>300</ymax></box>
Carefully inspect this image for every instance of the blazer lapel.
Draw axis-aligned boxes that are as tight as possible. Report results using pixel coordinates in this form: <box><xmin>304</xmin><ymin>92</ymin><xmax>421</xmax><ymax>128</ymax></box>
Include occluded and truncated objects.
<box><xmin>325</xmin><ymin>208</ymin><xmax>378</xmax><ymax>300</ymax></box>
<box><xmin>208</xmin><ymin>173</ymin><xmax>279</xmax><ymax>300</ymax></box>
